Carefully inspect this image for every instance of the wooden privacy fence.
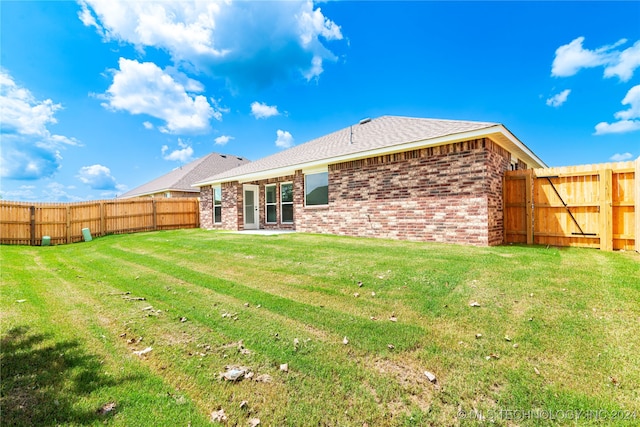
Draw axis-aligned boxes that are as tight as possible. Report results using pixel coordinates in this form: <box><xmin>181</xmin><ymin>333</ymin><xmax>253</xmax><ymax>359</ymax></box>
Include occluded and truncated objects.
<box><xmin>0</xmin><ymin>198</ymin><xmax>200</xmax><ymax>246</ymax></box>
<box><xmin>504</xmin><ymin>159</ymin><xmax>638</xmax><ymax>251</ymax></box>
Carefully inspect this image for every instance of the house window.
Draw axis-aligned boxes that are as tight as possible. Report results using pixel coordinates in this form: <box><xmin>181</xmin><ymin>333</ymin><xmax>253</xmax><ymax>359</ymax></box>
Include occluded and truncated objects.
<box><xmin>213</xmin><ymin>186</ymin><xmax>222</xmax><ymax>224</ymax></box>
<box><xmin>265</xmin><ymin>184</ymin><xmax>277</xmax><ymax>223</ymax></box>
<box><xmin>305</xmin><ymin>172</ymin><xmax>328</xmax><ymax>206</ymax></box>
<box><xmin>281</xmin><ymin>182</ymin><xmax>293</xmax><ymax>223</ymax></box>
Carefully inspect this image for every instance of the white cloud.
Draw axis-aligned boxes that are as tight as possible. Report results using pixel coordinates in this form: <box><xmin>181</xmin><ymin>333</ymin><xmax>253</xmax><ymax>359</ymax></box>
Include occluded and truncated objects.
<box><xmin>614</xmin><ymin>85</ymin><xmax>640</xmax><ymax>120</ymax></box>
<box><xmin>79</xmin><ymin>1</ymin><xmax>343</xmax><ymax>85</ymax></box>
<box><xmin>594</xmin><ymin>85</ymin><xmax>640</xmax><ymax>135</ymax></box>
<box><xmin>162</xmin><ymin>139</ymin><xmax>194</xmax><ymax>162</ymax></box>
<box><xmin>594</xmin><ymin>120</ymin><xmax>640</xmax><ymax>135</ymax></box>
<box><xmin>214</xmin><ymin>135</ymin><xmax>234</xmax><ymax>146</ymax></box>
<box><xmin>275</xmin><ymin>129</ymin><xmax>294</xmax><ymax>149</ymax></box>
<box><xmin>101</xmin><ymin>58</ymin><xmax>219</xmax><ymax>134</ymax></box>
<box><xmin>552</xmin><ymin>37</ymin><xmax>640</xmax><ymax>82</ymax></box>
<box><xmin>546</xmin><ymin>89</ymin><xmax>571</xmax><ymax>108</ymax></box>
<box><xmin>604</xmin><ymin>41</ymin><xmax>640</xmax><ymax>82</ymax></box>
<box><xmin>143</xmin><ymin>121</ymin><xmax>154</xmax><ymax>130</ymax></box>
<box><xmin>0</xmin><ymin>185</ymin><xmax>38</xmax><ymax>201</ymax></box>
<box><xmin>77</xmin><ymin>164</ymin><xmax>119</xmax><ymax>190</ymax></box>
<box><xmin>251</xmin><ymin>102</ymin><xmax>280</xmax><ymax>119</ymax></box>
<box><xmin>609</xmin><ymin>152</ymin><xmax>634</xmax><ymax>161</ymax></box>
<box><xmin>78</xmin><ymin>1</ymin><xmax>228</xmax><ymax>60</ymax></box>
<box><xmin>0</xmin><ymin>69</ymin><xmax>79</xmax><ymax>180</ymax></box>
<box><xmin>0</xmin><ymin>69</ymin><xmax>78</xmax><ymax>146</ymax></box>
<box><xmin>43</xmin><ymin>182</ymin><xmax>84</xmax><ymax>202</ymax></box>
<box><xmin>552</xmin><ymin>37</ymin><xmax>615</xmax><ymax>77</ymax></box>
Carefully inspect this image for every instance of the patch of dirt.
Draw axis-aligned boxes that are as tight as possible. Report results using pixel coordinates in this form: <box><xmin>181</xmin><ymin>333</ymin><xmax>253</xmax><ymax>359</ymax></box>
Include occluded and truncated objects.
<box><xmin>160</xmin><ymin>330</ymin><xmax>195</xmax><ymax>346</ymax></box>
<box><xmin>369</xmin><ymin>357</ymin><xmax>435</xmax><ymax>413</ymax></box>
<box><xmin>372</xmin><ymin>358</ymin><xmax>430</xmax><ymax>389</ymax></box>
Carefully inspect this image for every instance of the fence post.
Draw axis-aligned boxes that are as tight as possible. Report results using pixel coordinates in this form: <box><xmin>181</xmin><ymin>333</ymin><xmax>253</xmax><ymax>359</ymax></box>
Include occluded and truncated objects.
<box><xmin>100</xmin><ymin>201</ymin><xmax>106</xmax><ymax>236</ymax></box>
<box><xmin>598</xmin><ymin>168</ymin><xmax>613</xmax><ymax>251</ymax></box>
<box><xmin>633</xmin><ymin>157</ymin><xmax>640</xmax><ymax>252</ymax></box>
<box><xmin>525</xmin><ymin>170</ymin><xmax>533</xmax><ymax>245</ymax></box>
<box><xmin>30</xmin><ymin>205</ymin><xmax>36</xmax><ymax>246</ymax></box>
<box><xmin>152</xmin><ymin>199</ymin><xmax>157</xmax><ymax>231</ymax></box>
<box><xmin>195</xmin><ymin>198</ymin><xmax>200</xmax><ymax>228</ymax></box>
<box><xmin>66</xmin><ymin>205</ymin><xmax>71</xmax><ymax>244</ymax></box>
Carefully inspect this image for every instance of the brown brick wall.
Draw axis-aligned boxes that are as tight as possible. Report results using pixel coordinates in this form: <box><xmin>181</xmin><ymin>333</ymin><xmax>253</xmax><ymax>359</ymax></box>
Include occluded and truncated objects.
<box><xmin>199</xmin><ymin>182</ymin><xmax>242</xmax><ymax>230</ymax></box>
<box><xmin>485</xmin><ymin>140</ymin><xmax>511</xmax><ymax>245</ymax></box>
<box><xmin>297</xmin><ymin>138</ymin><xmax>510</xmax><ymax>246</ymax></box>
<box><xmin>199</xmin><ymin>138</ymin><xmax>511</xmax><ymax>245</ymax></box>
<box><xmin>221</xmin><ymin>181</ymin><xmax>242</xmax><ymax>230</ymax></box>
<box><xmin>199</xmin><ymin>185</ymin><xmax>214</xmax><ymax>228</ymax></box>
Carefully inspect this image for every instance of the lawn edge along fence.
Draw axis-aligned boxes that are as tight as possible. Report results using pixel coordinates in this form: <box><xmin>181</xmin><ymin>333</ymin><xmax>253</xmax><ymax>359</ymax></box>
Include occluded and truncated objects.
<box><xmin>504</xmin><ymin>158</ymin><xmax>638</xmax><ymax>252</ymax></box>
<box><xmin>0</xmin><ymin>198</ymin><xmax>200</xmax><ymax>246</ymax></box>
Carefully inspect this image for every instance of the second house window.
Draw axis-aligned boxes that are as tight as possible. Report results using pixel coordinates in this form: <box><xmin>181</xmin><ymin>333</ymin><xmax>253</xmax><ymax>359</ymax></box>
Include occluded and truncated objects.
<box><xmin>281</xmin><ymin>182</ymin><xmax>293</xmax><ymax>223</ymax></box>
<box><xmin>265</xmin><ymin>184</ymin><xmax>277</xmax><ymax>223</ymax></box>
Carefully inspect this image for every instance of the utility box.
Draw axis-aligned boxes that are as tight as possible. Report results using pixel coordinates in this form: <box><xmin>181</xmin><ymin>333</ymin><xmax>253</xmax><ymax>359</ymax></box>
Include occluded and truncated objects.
<box><xmin>82</xmin><ymin>228</ymin><xmax>93</xmax><ymax>242</ymax></box>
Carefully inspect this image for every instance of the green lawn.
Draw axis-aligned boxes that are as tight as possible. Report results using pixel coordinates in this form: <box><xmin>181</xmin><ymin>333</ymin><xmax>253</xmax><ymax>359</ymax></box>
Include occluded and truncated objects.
<box><xmin>1</xmin><ymin>230</ymin><xmax>639</xmax><ymax>426</ymax></box>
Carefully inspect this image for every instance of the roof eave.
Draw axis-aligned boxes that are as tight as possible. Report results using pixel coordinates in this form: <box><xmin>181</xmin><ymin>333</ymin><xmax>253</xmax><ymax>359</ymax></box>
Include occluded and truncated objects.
<box><xmin>489</xmin><ymin>124</ymin><xmax>547</xmax><ymax>168</ymax></box>
<box><xmin>119</xmin><ymin>187</ymin><xmax>199</xmax><ymax>198</ymax></box>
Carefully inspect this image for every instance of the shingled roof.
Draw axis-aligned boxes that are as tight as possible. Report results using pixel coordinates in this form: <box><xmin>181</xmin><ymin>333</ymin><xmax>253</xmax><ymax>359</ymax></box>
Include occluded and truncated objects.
<box><xmin>120</xmin><ymin>152</ymin><xmax>249</xmax><ymax>198</ymax></box>
<box><xmin>194</xmin><ymin>116</ymin><xmax>545</xmax><ymax>186</ymax></box>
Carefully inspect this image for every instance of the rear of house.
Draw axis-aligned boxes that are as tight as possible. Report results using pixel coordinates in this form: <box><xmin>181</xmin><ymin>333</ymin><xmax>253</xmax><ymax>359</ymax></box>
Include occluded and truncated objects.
<box><xmin>194</xmin><ymin>116</ymin><xmax>546</xmax><ymax>246</ymax></box>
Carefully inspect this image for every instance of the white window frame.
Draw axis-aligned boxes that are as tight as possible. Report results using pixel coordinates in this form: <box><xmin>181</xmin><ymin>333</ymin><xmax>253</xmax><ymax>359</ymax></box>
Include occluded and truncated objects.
<box><xmin>265</xmin><ymin>184</ymin><xmax>277</xmax><ymax>224</ymax></box>
<box><xmin>280</xmin><ymin>182</ymin><xmax>294</xmax><ymax>223</ymax></box>
<box><xmin>213</xmin><ymin>186</ymin><xmax>222</xmax><ymax>224</ymax></box>
<box><xmin>304</xmin><ymin>171</ymin><xmax>329</xmax><ymax>207</ymax></box>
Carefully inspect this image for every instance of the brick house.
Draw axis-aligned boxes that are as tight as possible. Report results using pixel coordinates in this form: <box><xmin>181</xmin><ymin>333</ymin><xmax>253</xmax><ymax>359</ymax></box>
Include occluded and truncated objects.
<box><xmin>194</xmin><ymin>116</ymin><xmax>546</xmax><ymax>246</ymax></box>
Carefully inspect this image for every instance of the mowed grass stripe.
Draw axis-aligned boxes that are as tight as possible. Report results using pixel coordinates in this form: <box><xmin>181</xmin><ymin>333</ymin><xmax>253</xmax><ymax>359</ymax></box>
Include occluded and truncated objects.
<box><xmin>41</xmin><ymin>248</ymin><xmax>306</xmax><ymax>424</ymax></box>
<box><xmin>1</xmin><ymin>247</ymin><xmax>211</xmax><ymax>427</ymax></box>
<box><xmin>41</xmin><ymin>243</ymin><xmax>430</xmax><ymax>424</ymax></box>
<box><xmin>114</xmin><ymin>242</ymin><xmax>433</xmax><ymax>328</ymax></box>
<box><xmin>99</xmin><ymin>245</ymin><xmax>425</xmax><ymax>352</ymax></box>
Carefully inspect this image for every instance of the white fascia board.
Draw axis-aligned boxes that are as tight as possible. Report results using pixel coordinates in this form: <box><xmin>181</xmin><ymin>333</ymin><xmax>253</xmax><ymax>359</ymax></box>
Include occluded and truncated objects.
<box><xmin>495</xmin><ymin>124</ymin><xmax>547</xmax><ymax>168</ymax></box>
<box><xmin>194</xmin><ymin>125</ymin><xmax>545</xmax><ymax>185</ymax></box>
<box><xmin>126</xmin><ymin>187</ymin><xmax>199</xmax><ymax>197</ymax></box>
<box><xmin>302</xmin><ymin>165</ymin><xmax>329</xmax><ymax>175</ymax></box>
<box><xmin>120</xmin><ymin>189</ymin><xmax>169</xmax><ymax>198</ymax></box>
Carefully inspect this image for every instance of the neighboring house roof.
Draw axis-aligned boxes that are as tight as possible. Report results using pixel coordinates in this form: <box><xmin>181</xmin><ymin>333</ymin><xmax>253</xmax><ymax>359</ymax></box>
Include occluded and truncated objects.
<box><xmin>194</xmin><ymin>116</ymin><xmax>546</xmax><ymax>187</ymax></box>
<box><xmin>120</xmin><ymin>152</ymin><xmax>249</xmax><ymax>198</ymax></box>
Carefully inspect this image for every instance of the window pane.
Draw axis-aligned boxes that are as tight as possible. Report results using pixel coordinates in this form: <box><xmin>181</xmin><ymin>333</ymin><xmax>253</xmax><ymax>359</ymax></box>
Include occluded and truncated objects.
<box><xmin>214</xmin><ymin>187</ymin><xmax>222</xmax><ymax>206</ymax></box>
<box><xmin>245</xmin><ymin>189</ymin><xmax>255</xmax><ymax>224</ymax></box>
<box><xmin>267</xmin><ymin>205</ymin><xmax>277</xmax><ymax>223</ymax></box>
<box><xmin>305</xmin><ymin>172</ymin><xmax>328</xmax><ymax>205</ymax></box>
<box><xmin>281</xmin><ymin>183</ymin><xmax>293</xmax><ymax>203</ymax></box>
<box><xmin>214</xmin><ymin>206</ymin><xmax>222</xmax><ymax>223</ymax></box>
<box><xmin>266</xmin><ymin>185</ymin><xmax>276</xmax><ymax>204</ymax></box>
<box><xmin>282</xmin><ymin>204</ymin><xmax>293</xmax><ymax>223</ymax></box>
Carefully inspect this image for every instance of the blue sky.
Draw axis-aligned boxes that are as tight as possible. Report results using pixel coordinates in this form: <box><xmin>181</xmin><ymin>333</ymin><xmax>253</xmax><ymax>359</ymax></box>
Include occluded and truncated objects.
<box><xmin>1</xmin><ymin>1</ymin><xmax>639</xmax><ymax>202</ymax></box>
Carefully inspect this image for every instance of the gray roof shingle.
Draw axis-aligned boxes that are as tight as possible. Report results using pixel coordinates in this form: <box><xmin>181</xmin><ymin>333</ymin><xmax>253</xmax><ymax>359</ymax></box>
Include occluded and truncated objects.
<box><xmin>195</xmin><ymin>116</ymin><xmax>499</xmax><ymax>185</ymax></box>
<box><xmin>120</xmin><ymin>152</ymin><xmax>249</xmax><ymax>198</ymax></box>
